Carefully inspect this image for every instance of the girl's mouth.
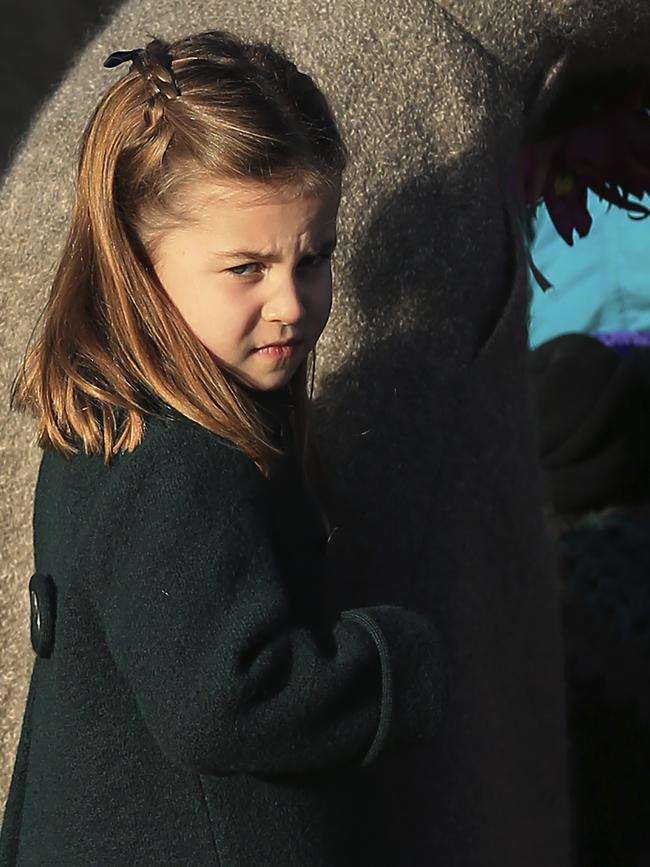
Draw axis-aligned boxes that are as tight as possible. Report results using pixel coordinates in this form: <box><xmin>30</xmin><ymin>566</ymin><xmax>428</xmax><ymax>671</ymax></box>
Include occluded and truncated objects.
<box><xmin>254</xmin><ymin>342</ymin><xmax>301</xmax><ymax>359</ymax></box>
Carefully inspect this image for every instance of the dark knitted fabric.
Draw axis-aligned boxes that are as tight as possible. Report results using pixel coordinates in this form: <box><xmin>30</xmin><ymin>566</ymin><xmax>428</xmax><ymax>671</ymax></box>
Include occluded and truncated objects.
<box><xmin>558</xmin><ymin>506</ymin><xmax>650</xmax><ymax>867</ymax></box>
<box><xmin>529</xmin><ymin>333</ymin><xmax>650</xmax><ymax>514</ymax></box>
<box><xmin>0</xmin><ymin>405</ymin><xmax>447</xmax><ymax>866</ymax></box>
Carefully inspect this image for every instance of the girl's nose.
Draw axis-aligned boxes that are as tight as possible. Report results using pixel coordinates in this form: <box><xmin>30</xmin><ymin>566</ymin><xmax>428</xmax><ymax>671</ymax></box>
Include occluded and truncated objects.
<box><xmin>261</xmin><ymin>273</ymin><xmax>307</xmax><ymax>324</ymax></box>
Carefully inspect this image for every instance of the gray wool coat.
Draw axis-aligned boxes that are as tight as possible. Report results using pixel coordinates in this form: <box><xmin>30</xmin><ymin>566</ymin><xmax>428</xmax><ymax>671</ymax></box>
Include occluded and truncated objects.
<box><xmin>0</xmin><ymin>395</ymin><xmax>447</xmax><ymax>866</ymax></box>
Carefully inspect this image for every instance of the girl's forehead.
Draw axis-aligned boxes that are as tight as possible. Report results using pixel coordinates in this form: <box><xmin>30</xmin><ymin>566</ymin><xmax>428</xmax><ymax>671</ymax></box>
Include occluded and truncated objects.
<box><xmin>185</xmin><ymin>176</ymin><xmax>340</xmax><ymax>210</ymax></box>
<box><xmin>178</xmin><ymin>176</ymin><xmax>340</xmax><ymax>229</ymax></box>
<box><xmin>150</xmin><ymin>177</ymin><xmax>340</xmax><ymax>256</ymax></box>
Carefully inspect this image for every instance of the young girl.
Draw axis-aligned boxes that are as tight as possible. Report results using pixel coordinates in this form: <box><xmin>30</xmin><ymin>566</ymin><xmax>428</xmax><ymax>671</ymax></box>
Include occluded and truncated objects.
<box><xmin>0</xmin><ymin>29</ymin><xmax>446</xmax><ymax>867</ymax></box>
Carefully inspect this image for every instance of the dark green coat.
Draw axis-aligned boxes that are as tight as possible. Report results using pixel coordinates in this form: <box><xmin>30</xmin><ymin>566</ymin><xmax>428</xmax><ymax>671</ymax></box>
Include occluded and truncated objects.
<box><xmin>0</xmin><ymin>394</ymin><xmax>447</xmax><ymax>866</ymax></box>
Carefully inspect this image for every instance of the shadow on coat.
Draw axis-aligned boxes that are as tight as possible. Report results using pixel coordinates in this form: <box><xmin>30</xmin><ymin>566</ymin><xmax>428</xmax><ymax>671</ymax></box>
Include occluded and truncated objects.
<box><xmin>305</xmin><ymin>159</ymin><xmax>568</xmax><ymax>866</ymax></box>
<box><xmin>1</xmin><ymin>0</ymin><xmax>123</xmax><ymax>178</ymax></box>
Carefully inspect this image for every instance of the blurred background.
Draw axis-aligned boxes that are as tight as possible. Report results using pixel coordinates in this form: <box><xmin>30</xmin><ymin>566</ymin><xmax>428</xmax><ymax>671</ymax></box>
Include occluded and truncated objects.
<box><xmin>529</xmin><ymin>191</ymin><xmax>650</xmax><ymax>348</ymax></box>
<box><xmin>528</xmin><ymin>196</ymin><xmax>650</xmax><ymax>867</ymax></box>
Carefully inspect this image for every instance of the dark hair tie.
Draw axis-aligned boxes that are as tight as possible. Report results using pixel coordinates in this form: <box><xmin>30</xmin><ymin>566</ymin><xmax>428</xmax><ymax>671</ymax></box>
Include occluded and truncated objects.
<box><xmin>102</xmin><ymin>44</ymin><xmax>180</xmax><ymax>99</ymax></box>
<box><xmin>103</xmin><ymin>48</ymin><xmax>144</xmax><ymax>70</ymax></box>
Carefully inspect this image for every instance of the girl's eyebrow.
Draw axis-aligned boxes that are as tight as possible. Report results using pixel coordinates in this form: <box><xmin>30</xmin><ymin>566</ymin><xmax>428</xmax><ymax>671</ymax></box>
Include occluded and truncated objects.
<box><xmin>212</xmin><ymin>236</ymin><xmax>337</xmax><ymax>260</ymax></box>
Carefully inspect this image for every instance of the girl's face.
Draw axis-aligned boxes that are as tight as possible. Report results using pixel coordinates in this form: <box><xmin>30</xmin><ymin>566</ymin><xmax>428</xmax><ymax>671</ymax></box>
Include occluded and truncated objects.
<box><xmin>151</xmin><ymin>177</ymin><xmax>340</xmax><ymax>391</ymax></box>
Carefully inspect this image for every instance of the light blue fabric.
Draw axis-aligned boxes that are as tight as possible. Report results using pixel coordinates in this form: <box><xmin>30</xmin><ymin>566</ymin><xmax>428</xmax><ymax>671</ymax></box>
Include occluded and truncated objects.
<box><xmin>527</xmin><ymin>192</ymin><xmax>650</xmax><ymax>348</ymax></box>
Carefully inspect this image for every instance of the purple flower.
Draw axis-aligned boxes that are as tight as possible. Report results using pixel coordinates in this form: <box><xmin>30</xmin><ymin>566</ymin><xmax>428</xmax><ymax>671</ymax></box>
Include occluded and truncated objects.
<box><xmin>513</xmin><ymin>78</ymin><xmax>650</xmax><ymax>281</ymax></box>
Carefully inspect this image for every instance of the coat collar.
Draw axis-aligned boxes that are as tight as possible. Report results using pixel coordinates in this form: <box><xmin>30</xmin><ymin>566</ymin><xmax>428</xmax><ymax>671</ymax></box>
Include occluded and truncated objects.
<box><xmin>151</xmin><ymin>384</ymin><xmax>296</xmax><ymax>451</ymax></box>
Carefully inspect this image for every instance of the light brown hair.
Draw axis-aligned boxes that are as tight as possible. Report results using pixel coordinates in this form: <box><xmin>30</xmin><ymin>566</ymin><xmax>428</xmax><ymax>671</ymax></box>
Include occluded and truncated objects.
<box><xmin>10</xmin><ymin>29</ymin><xmax>347</xmax><ymax>509</ymax></box>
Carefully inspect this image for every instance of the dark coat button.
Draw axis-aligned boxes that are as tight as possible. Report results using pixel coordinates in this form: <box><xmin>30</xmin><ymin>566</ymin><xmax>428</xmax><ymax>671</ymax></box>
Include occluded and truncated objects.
<box><xmin>29</xmin><ymin>573</ymin><xmax>57</xmax><ymax>658</ymax></box>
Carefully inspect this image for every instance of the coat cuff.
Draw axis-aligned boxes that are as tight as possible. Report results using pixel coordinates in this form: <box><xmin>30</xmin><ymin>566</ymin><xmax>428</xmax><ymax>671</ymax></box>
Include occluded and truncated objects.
<box><xmin>341</xmin><ymin>604</ymin><xmax>447</xmax><ymax>766</ymax></box>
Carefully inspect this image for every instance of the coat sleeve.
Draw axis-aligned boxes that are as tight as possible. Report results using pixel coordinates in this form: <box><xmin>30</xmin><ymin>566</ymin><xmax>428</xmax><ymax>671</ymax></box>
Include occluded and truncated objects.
<box><xmin>90</xmin><ymin>419</ymin><xmax>447</xmax><ymax>777</ymax></box>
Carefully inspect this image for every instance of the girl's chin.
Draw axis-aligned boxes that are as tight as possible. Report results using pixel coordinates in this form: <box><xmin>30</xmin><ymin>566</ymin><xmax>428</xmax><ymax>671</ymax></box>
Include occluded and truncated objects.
<box><xmin>205</xmin><ymin>347</ymin><xmax>307</xmax><ymax>391</ymax></box>
<box><xmin>226</xmin><ymin>366</ymin><xmax>296</xmax><ymax>392</ymax></box>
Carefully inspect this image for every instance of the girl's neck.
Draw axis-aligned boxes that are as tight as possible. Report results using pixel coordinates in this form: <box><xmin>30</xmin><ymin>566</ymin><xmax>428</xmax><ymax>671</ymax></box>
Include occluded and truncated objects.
<box><xmin>240</xmin><ymin>383</ymin><xmax>296</xmax><ymax>453</ymax></box>
<box><xmin>241</xmin><ymin>383</ymin><xmax>294</xmax><ymax>413</ymax></box>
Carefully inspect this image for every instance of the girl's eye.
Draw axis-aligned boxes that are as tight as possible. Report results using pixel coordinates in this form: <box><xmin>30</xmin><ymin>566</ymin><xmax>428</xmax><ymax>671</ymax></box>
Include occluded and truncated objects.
<box><xmin>228</xmin><ymin>263</ymin><xmax>262</xmax><ymax>277</ymax></box>
<box><xmin>227</xmin><ymin>254</ymin><xmax>331</xmax><ymax>278</ymax></box>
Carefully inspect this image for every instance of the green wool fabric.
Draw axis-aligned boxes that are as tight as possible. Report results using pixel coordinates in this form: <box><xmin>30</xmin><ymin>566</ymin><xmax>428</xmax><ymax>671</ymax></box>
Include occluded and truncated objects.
<box><xmin>0</xmin><ymin>404</ymin><xmax>446</xmax><ymax>866</ymax></box>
